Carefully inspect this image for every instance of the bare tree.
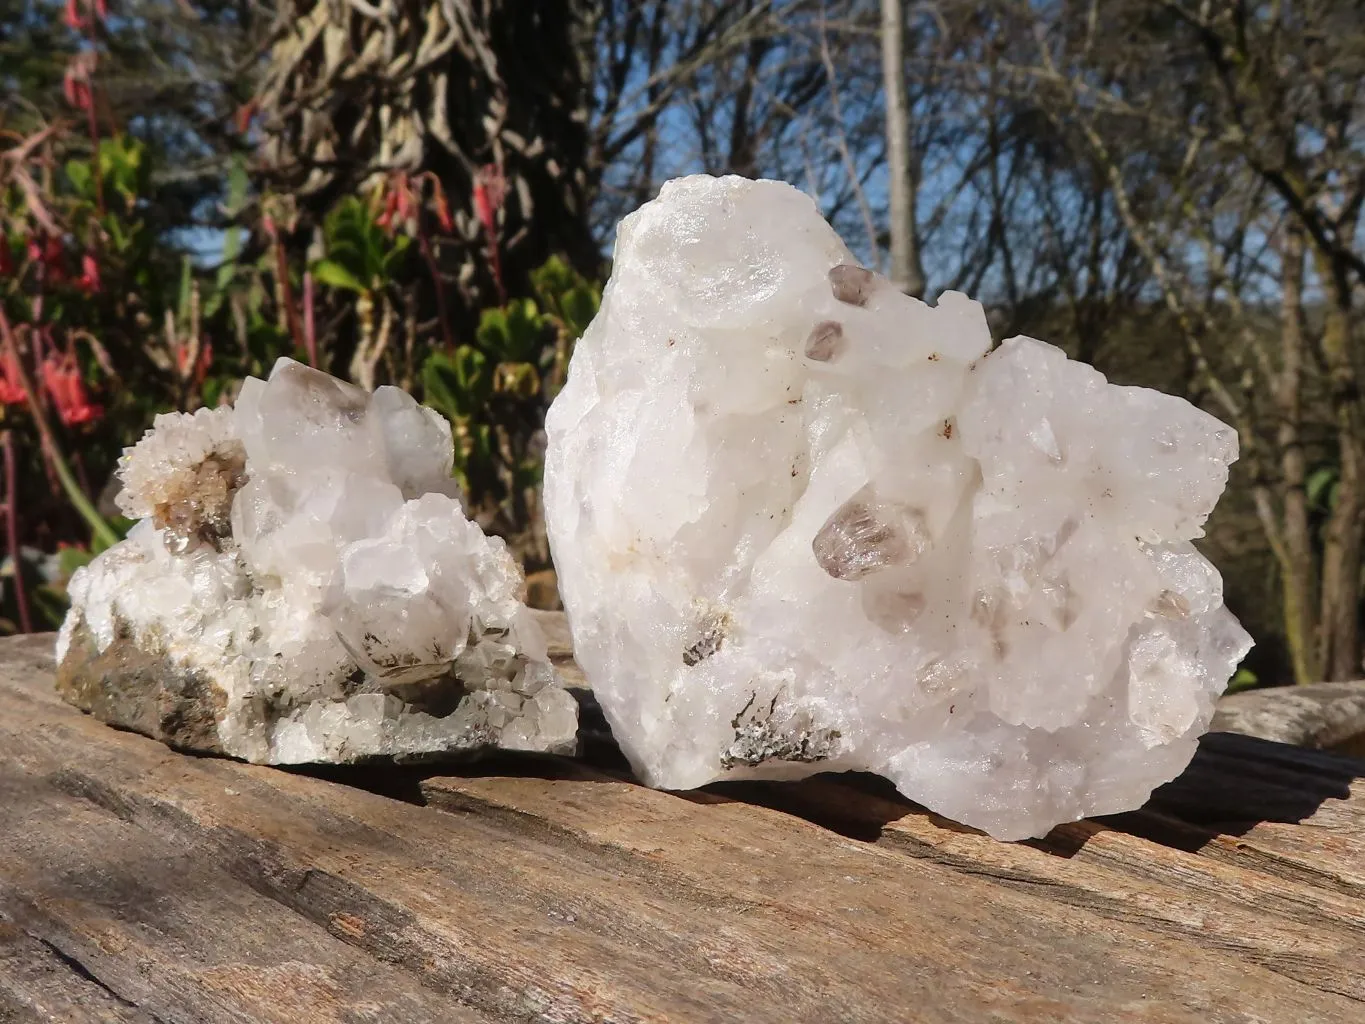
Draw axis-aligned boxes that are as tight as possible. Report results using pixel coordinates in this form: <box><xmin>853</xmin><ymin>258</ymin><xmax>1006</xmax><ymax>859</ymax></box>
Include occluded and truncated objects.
<box><xmin>963</xmin><ymin>0</ymin><xmax>1365</xmax><ymax>682</ymax></box>
<box><xmin>879</xmin><ymin>0</ymin><xmax>924</xmax><ymax>295</ymax></box>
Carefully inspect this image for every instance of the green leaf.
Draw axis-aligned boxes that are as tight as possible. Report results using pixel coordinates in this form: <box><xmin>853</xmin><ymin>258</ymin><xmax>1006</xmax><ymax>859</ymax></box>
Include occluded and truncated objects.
<box><xmin>560</xmin><ymin>285</ymin><xmax>600</xmax><ymax>338</ymax></box>
<box><xmin>470</xmin><ymin>422</ymin><xmax>493</xmax><ymax>464</ymax></box>
<box><xmin>319</xmin><ymin>196</ymin><xmax>412</xmax><ymax>291</ymax></box>
<box><xmin>221</xmin><ymin>226</ymin><xmax>244</xmax><ymax>266</ymax></box>
<box><xmin>93</xmin><ymin>517</ymin><xmax>134</xmax><ymax>555</ymax></box>
<box><xmin>530</xmin><ymin>254</ymin><xmax>573</xmax><ymax>301</ymax></box>
<box><xmin>201</xmin><ymin>376</ymin><xmax>233</xmax><ymax>409</ymax></box>
<box><xmin>1307</xmin><ymin>466</ymin><xmax>1339</xmax><ymax>510</ymax></box>
<box><xmin>31</xmin><ymin>584</ymin><xmax>70</xmax><ymax>630</ymax></box>
<box><xmin>1225</xmin><ymin>667</ymin><xmax>1260</xmax><ymax>693</ymax></box>
<box><xmin>45</xmin><ymin>444</ymin><xmax>120</xmax><ymax>553</ymax></box>
<box><xmin>177</xmin><ymin>255</ymin><xmax>194</xmax><ymax>322</ymax></box>
<box><xmin>225</xmin><ymin>155</ymin><xmax>250</xmax><ymax>216</ymax></box>
<box><xmin>476</xmin><ymin>299</ymin><xmax>546</xmax><ymax>363</ymax></box>
<box><xmin>215</xmin><ymin>262</ymin><xmax>237</xmax><ymax>290</ymax></box>
<box><xmin>493</xmin><ymin>361</ymin><xmax>540</xmax><ymax>398</ymax></box>
<box><xmin>98</xmin><ymin>136</ymin><xmax>148</xmax><ymax>209</ymax></box>
<box><xmin>57</xmin><ymin>546</ymin><xmax>95</xmax><ymax>579</ymax></box>
<box><xmin>381</xmin><ymin>234</ymin><xmax>412</xmax><ymax>277</ymax></box>
<box><xmin>422</xmin><ymin>346</ymin><xmax>490</xmax><ymax>420</ymax></box>
<box><xmin>476</xmin><ymin>308</ymin><xmax>511</xmax><ymax>356</ymax></box>
<box><xmin>104</xmin><ymin>217</ymin><xmax>128</xmax><ymax>252</ymax></box>
<box><xmin>504</xmin><ymin>299</ymin><xmax>544</xmax><ymax>362</ymax></box>
<box><xmin>310</xmin><ymin>258</ymin><xmax>369</xmax><ymax>294</ymax></box>
<box><xmin>65</xmin><ymin>160</ymin><xmax>93</xmax><ymax>199</ymax></box>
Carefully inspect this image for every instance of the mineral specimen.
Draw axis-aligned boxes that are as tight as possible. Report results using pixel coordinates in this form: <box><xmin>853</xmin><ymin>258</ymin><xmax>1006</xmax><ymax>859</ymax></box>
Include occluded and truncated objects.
<box><xmin>543</xmin><ymin>174</ymin><xmax>1253</xmax><ymax>840</ymax></box>
<box><xmin>56</xmin><ymin>359</ymin><xmax>578</xmax><ymax>764</ymax></box>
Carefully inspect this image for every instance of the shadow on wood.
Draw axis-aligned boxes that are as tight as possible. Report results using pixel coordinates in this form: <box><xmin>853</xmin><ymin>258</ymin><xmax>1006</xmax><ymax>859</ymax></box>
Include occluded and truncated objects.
<box><xmin>292</xmin><ymin>708</ymin><xmax>1365</xmax><ymax>861</ymax></box>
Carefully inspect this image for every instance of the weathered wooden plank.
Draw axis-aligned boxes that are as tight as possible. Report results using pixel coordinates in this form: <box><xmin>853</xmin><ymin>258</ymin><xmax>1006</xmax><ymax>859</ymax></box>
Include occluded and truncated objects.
<box><xmin>532</xmin><ymin>608</ymin><xmax>587</xmax><ymax>690</ymax></box>
<box><xmin>760</xmin><ymin>776</ymin><xmax>1365</xmax><ymax>1000</ymax></box>
<box><xmin>0</xmin><ymin>911</ymin><xmax>154</xmax><ymax>1024</ymax></box>
<box><xmin>1195</xmin><ymin>818</ymin><xmax>1365</xmax><ymax>899</ymax></box>
<box><xmin>695</xmin><ymin>741</ymin><xmax>1365</xmax><ymax>930</ymax></box>
<box><xmin>0</xmin><ymin>754</ymin><xmax>488</xmax><ymax>1022</ymax></box>
<box><xmin>0</xmin><ymin>738</ymin><xmax>741</xmax><ymax>1022</ymax></box>
<box><xmin>5</xmin><ymin>631</ymin><xmax>1365</xmax><ymax>1023</ymax></box>
<box><xmin>419</xmin><ymin>768</ymin><xmax>1364</xmax><ymax>1023</ymax></box>
<box><xmin>4</xmin><ymin>651</ymin><xmax>912</xmax><ymax>1023</ymax></box>
<box><xmin>1214</xmin><ymin>679</ymin><xmax>1365</xmax><ymax>753</ymax></box>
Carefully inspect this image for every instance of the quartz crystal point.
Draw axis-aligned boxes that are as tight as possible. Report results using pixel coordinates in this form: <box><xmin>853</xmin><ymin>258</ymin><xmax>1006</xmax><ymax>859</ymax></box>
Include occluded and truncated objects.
<box><xmin>56</xmin><ymin>359</ymin><xmax>578</xmax><ymax>764</ymax></box>
<box><xmin>543</xmin><ymin>175</ymin><xmax>1253</xmax><ymax>840</ymax></box>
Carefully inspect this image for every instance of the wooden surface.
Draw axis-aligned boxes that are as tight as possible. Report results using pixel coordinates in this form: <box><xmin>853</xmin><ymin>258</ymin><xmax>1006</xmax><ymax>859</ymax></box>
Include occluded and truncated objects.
<box><xmin>1214</xmin><ymin>678</ymin><xmax>1365</xmax><ymax>757</ymax></box>
<box><xmin>2</xmin><ymin>627</ymin><xmax>1364</xmax><ymax>1024</ymax></box>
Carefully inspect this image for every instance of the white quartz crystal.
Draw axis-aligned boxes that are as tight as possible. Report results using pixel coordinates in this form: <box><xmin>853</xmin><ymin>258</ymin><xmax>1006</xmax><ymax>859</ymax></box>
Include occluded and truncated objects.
<box><xmin>115</xmin><ymin>405</ymin><xmax>245</xmax><ymax>551</ymax></box>
<box><xmin>57</xmin><ymin>359</ymin><xmax>577</xmax><ymax>763</ymax></box>
<box><xmin>543</xmin><ymin>175</ymin><xmax>1253</xmax><ymax>840</ymax></box>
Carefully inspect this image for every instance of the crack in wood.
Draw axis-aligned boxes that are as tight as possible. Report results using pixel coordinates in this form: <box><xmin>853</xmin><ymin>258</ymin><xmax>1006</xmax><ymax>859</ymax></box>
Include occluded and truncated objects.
<box><xmin>28</xmin><ymin>935</ymin><xmax>154</xmax><ymax>1018</ymax></box>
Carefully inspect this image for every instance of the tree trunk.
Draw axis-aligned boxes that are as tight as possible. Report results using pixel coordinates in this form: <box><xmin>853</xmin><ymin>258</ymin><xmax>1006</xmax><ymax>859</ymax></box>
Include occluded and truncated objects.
<box><xmin>727</xmin><ymin>30</ymin><xmax>769</xmax><ymax>178</ymax></box>
<box><xmin>257</xmin><ymin>0</ymin><xmax>599</xmax><ymax>339</ymax></box>
<box><xmin>879</xmin><ymin>0</ymin><xmax>924</xmax><ymax>297</ymax></box>
<box><xmin>1277</xmin><ymin>225</ymin><xmax>1318</xmax><ymax>684</ymax></box>
<box><xmin>1315</xmin><ymin>252</ymin><xmax>1364</xmax><ymax>681</ymax></box>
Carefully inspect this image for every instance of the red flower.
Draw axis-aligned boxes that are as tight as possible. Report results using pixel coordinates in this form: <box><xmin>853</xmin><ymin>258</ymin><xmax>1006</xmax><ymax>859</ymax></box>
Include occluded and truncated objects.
<box><xmin>27</xmin><ymin>237</ymin><xmax>67</xmax><ymax>284</ymax></box>
<box><xmin>174</xmin><ymin>340</ymin><xmax>213</xmax><ymax>388</ymax></box>
<box><xmin>94</xmin><ymin>0</ymin><xmax>107</xmax><ymax>20</ymax></box>
<box><xmin>40</xmin><ymin>353</ymin><xmax>103</xmax><ymax>426</ymax></box>
<box><xmin>234</xmin><ymin>97</ymin><xmax>258</xmax><ymax>135</ymax></box>
<box><xmin>0</xmin><ymin>348</ymin><xmax>27</xmax><ymax>405</ymax></box>
<box><xmin>63</xmin><ymin>0</ymin><xmax>87</xmax><ymax>31</ymax></box>
<box><xmin>77</xmin><ymin>253</ymin><xmax>101</xmax><ymax>294</ymax></box>
<box><xmin>376</xmin><ymin>175</ymin><xmax>417</xmax><ymax>235</ymax></box>
<box><xmin>473</xmin><ymin>164</ymin><xmax>507</xmax><ymax>298</ymax></box>
<box><xmin>472</xmin><ymin>164</ymin><xmax>506</xmax><ymax>238</ymax></box>
<box><xmin>195</xmin><ymin>341</ymin><xmax>214</xmax><ymax>387</ymax></box>
<box><xmin>375</xmin><ymin>189</ymin><xmax>398</xmax><ymax>232</ymax></box>
<box><xmin>62</xmin><ymin>50</ymin><xmax>98</xmax><ymax>119</ymax></box>
<box><xmin>433</xmin><ymin>189</ymin><xmax>454</xmax><ymax>234</ymax></box>
<box><xmin>63</xmin><ymin>74</ymin><xmax>92</xmax><ymax>112</ymax></box>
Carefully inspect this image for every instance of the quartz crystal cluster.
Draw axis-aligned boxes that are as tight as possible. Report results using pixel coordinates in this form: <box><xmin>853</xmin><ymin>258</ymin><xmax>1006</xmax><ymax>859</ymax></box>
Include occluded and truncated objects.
<box><xmin>57</xmin><ymin>359</ymin><xmax>577</xmax><ymax>764</ymax></box>
<box><xmin>543</xmin><ymin>174</ymin><xmax>1253</xmax><ymax>840</ymax></box>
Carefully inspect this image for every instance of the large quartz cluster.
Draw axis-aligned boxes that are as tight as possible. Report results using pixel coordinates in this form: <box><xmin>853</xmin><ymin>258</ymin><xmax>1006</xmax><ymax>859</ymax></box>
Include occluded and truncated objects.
<box><xmin>57</xmin><ymin>359</ymin><xmax>577</xmax><ymax>764</ymax></box>
<box><xmin>544</xmin><ymin>175</ymin><xmax>1253</xmax><ymax>840</ymax></box>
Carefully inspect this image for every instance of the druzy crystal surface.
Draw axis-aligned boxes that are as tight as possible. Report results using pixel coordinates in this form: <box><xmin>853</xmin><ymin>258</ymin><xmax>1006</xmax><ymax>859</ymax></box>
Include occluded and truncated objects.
<box><xmin>543</xmin><ymin>175</ymin><xmax>1253</xmax><ymax>840</ymax></box>
<box><xmin>57</xmin><ymin>359</ymin><xmax>577</xmax><ymax>764</ymax></box>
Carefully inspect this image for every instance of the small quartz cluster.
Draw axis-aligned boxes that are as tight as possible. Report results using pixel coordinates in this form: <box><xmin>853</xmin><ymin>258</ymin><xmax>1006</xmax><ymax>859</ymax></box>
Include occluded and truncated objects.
<box><xmin>115</xmin><ymin>405</ymin><xmax>245</xmax><ymax>551</ymax></box>
<box><xmin>57</xmin><ymin>359</ymin><xmax>577</xmax><ymax>764</ymax></box>
<box><xmin>544</xmin><ymin>175</ymin><xmax>1253</xmax><ymax>840</ymax></box>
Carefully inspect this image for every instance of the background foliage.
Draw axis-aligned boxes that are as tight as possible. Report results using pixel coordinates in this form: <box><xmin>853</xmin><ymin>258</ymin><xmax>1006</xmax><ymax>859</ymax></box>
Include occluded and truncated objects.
<box><xmin>2</xmin><ymin>0</ymin><xmax>1363</xmax><ymax>692</ymax></box>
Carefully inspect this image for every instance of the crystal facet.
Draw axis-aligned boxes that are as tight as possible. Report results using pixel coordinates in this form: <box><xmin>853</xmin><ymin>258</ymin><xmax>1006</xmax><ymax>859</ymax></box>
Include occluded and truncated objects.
<box><xmin>57</xmin><ymin>358</ymin><xmax>577</xmax><ymax>764</ymax></box>
<box><xmin>543</xmin><ymin>174</ymin><xmax>1252</xmax><ymax>840</ymax></box>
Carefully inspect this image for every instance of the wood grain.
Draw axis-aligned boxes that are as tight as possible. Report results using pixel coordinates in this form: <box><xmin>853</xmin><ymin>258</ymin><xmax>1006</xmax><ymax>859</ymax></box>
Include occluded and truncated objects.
<box><xmin>1213</xmin><ymin>678</ymin><xmax>1365</xmax><ymax>753</ymax></box>
<box><xmin>2</xmin><ymin>628</ymin><xmax>1363</xmax><ymax>1023</ymax></box>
